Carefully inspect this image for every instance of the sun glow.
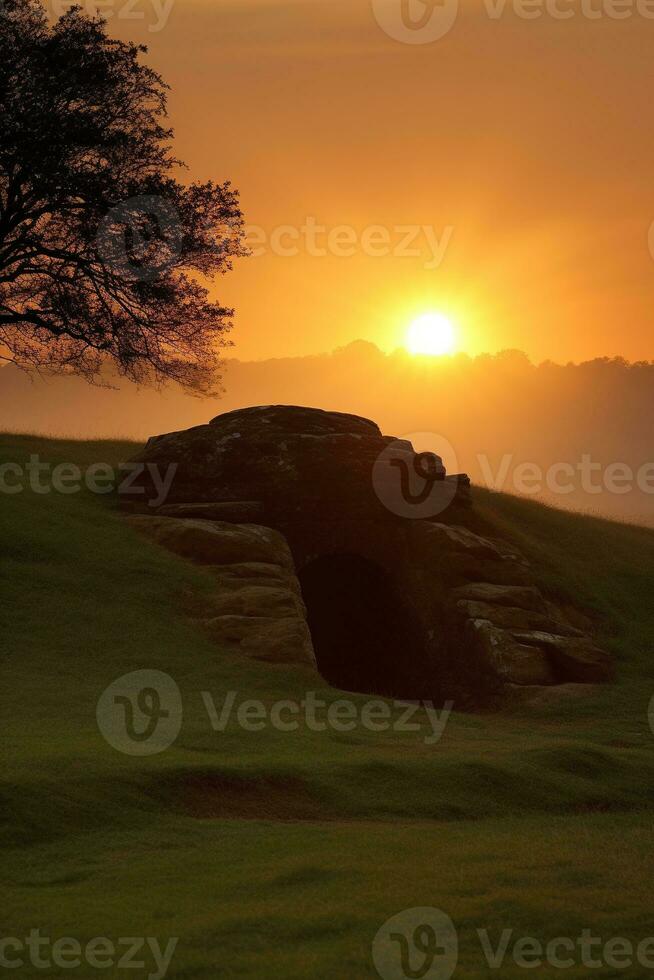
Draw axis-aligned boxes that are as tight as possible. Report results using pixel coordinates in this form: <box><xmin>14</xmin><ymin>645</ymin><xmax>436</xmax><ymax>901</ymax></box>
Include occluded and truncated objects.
<box><xmin>406</xmin><ymin>313</ymin><xmax>457</xmax><ymax>356</ymax></box>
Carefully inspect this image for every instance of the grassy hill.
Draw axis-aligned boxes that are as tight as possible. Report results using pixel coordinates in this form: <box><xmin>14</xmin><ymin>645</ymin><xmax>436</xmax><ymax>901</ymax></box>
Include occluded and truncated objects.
<box><xmin>2</xmin><ymin>433</ymin><xmax>654</xmax><ymax>978</ymax></box>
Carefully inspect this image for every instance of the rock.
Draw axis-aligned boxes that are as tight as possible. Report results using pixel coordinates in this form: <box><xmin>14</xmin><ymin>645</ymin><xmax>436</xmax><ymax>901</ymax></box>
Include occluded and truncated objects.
<box><xmin>204</xmin><ymin>584</ymin><xmax>303</xmax><ymax>620</ymax></box>
<box><xmin>545</xmin><ymin>599</ymin><xmax>595</xmax><ymax>635</ymax></box>
<box><xmin>455</xmin><ymin>600</ymin><xmax>582</xmax><ymax>636</ymax></box>
<box><xmin>208</xmin><ymin>405</ymin><xmax>380</xmax><ymax>436</ymax></box>
<box><xmin>124</xmin><ymin>516</ymin><xmax>293</xmax><ymax>568</ymax></box>
<box><xmin>452</xmin><ymin>583</ymin><xmax>547</xmax><ymax>613</ymax></box>
<box><xmin>447</xmin><ymin>474</ymin><xmax>472</xmax><ymax>488</ymax></box>
<box><xmin>156</xmin><ymin>501</ymin><xmax>265</xmax><ymax>523</ymax></box>
<box><xmin>465</xmin><ymin>619</ymin><xmax>555</xmax><ymax>686</ymax></box>
<box><xmin>450</xmin><ymin>555</ymin><xmax>535</xmax><ymax>587</ymax></box>
<box><xmin>421</xmin><ymin>523</ymin><xmax>503</xmax><ymax>560</ymax></box>
<box><xmin>486</xmin><ymin>537</ymin><xmax>532</xmax><ymax>568</ymax></box>
<box><xmin>510</xmin><ymin>631</ymin><xmax>614</xmax><ymax>683</ymax></box>
<box><xmin>208</xmin><ymin>562</ymin><xmax>301</xmax><ymax>589</ymax></box>
<box><xmin>126</xmin><ymin>518</ymin><xmax>314</xmax><ymax>666</ymax></box>
<box><xmin>126</xmin><ymin>404</ymin><xmax>470</xmax><ymax>520</ymax></box>
<box><xmin>204</xmin><ymin>615</ymin><xmax>314</xmax><ymax>665</ymax></box>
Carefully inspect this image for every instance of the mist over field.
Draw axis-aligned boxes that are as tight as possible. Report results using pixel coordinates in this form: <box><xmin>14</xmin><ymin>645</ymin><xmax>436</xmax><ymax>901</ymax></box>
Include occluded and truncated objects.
<box><xmin>3</xmin><ymin>341</ymin><xmax>654</xmax><ymax>526</ymax></box>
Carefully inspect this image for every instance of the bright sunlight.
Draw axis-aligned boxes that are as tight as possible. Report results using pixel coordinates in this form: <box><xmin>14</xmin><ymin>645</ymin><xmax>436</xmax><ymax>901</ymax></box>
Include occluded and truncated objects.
<box><xmin>405</xmin><ymin>313</ymin><xmax>457</xmax><ymax>356</ymax></box>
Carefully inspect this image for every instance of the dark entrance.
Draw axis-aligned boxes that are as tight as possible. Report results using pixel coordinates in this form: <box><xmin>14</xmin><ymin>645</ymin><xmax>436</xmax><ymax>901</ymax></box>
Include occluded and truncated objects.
<box><xmin>298</xmin><ymin>553</ymin><xmax>425</xmax><ymax>698</ymax></box>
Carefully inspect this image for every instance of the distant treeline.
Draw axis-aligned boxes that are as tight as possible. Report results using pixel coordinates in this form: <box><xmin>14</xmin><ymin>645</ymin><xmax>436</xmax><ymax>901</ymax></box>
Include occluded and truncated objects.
<box><xmin>2</xmin><ymin>342</ymin><xmax>654</xmax><ymax>525</ymax></box>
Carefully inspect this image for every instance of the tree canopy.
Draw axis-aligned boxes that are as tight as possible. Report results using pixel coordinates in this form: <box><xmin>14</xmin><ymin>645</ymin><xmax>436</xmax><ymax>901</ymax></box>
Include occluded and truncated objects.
<box><xmin>0</xmin><ymin>0</ymin><xmax>245</xmax><ymax>393</ymax></box>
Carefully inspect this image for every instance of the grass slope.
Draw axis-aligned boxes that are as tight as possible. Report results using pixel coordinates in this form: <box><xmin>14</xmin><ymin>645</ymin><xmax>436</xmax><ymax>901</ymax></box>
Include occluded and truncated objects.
<box><xmin>2</xmin><ymin>433</ymin><xmax>654</xmax><ymax>978</ymax></box>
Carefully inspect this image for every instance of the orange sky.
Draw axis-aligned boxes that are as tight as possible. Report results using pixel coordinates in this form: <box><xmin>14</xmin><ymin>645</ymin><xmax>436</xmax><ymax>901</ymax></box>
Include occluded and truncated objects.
<box><xmin>107</xmin><ymin>0</ymin><xmax>654</xmax><ymax>362</ymax></box>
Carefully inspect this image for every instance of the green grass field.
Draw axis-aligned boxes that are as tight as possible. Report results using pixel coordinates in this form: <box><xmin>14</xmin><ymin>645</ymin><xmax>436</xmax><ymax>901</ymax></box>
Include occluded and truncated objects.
<box><xmin>2</xmin><ymin>433</ymin><xmax>654</xmax><ymax>978</ymax></box>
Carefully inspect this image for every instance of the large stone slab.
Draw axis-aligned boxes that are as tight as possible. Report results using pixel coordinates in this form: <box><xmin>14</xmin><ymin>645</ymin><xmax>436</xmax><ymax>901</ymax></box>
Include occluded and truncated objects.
<box><xmin>510</xmin><ymin>631</ymin><xmax>614</xmax><ymax>683</ymax></box>
<box><xmin>204</xmin><ymin>615</ymin><xmax>314</xmax><ymax>665</ymax></box>
<box><xmin>419</xmin><ymin>523</ymin><xmax>503</xmax><ymax>560</ymax></box>
<box><xmin>455</xmin><ymin>599</ymin><xmax>582</xmax><ymax>636</ymax></box>
<box><xmin>452</xmin><ymin>578</ymin><xmax>609</xmax><ymax>688</ymax></box>
<box><xmin>124</xmin><ymin>516</ymin><xmax>293</xmax><ymax>568</ymax></box>
<box><xmin>126</xmin><ymin>404</ymin><xmax>470</xmax><ymax>519</ymax></box>
<box><xmin>452</xmin><ymin>583</ymin><xmax>548</xmax><ymax>612</ymax></box>
<box><xmin>125</xmin><ymin>516</ymin><xmax>315</xmax><ymax>666</ymax></box>
<box><xmin>156</xmin><ymin>501</ymin><xmax>265</xmax><ymax>523</ymax></box>
<box><xmin>465</xmin><ymin>619</ymin><xmax>555</xmax><ymax>686</ymax></box>
<box><xmin>205</xmin><ymin>583</ymin><xmax>303</xmax><ymax>619</ymax></box>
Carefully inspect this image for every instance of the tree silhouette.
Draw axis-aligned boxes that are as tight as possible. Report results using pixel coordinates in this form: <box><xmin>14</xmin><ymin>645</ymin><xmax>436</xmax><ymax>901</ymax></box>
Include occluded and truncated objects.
<box><xmin>0</xmin><ymin>0</ymin><xmax>245</xmax><ymax>393</ymax></box>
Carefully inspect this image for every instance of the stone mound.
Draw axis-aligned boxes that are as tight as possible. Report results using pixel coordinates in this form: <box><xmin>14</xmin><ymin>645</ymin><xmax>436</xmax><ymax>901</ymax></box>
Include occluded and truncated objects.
<box><xmin>130</xmin><ymin>404</ymin><xmax>470</xmax><ymax>521</ymax></box>
<box><xmin>124</xmin><ymin>405</ymin><xmax>613</xmax><ymax>707</ymax></box>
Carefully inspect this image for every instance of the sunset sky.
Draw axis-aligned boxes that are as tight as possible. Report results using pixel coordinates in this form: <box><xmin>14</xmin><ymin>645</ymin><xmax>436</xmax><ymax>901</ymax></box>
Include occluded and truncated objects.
<box><xmin>108</xmin><ymin>0</ymin><xmax>654</xmax><ymax>363</ymax></box>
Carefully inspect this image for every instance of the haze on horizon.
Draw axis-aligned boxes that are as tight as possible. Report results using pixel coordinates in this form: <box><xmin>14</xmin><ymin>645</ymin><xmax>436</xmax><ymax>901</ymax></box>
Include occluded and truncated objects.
<box><xmin>4</xmin><ymin>342</ymin><xmax>654</xmax><ymax>527</ymax></box>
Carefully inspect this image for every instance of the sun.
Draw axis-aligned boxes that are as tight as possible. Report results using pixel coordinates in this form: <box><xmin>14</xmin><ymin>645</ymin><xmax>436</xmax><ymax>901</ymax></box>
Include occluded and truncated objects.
<box><xmin>406</xmin><ymin>313</ymin><xmax>456</xmax><ymax>356</ymax></box>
